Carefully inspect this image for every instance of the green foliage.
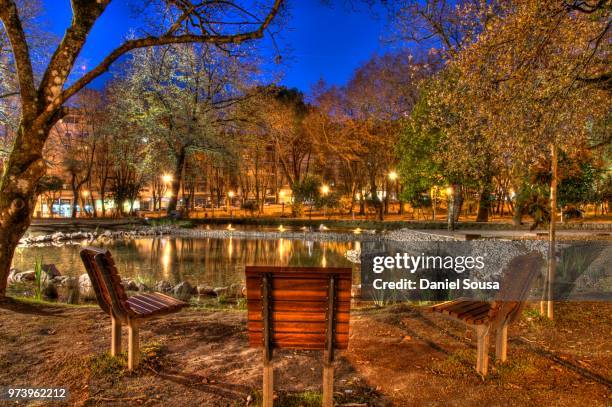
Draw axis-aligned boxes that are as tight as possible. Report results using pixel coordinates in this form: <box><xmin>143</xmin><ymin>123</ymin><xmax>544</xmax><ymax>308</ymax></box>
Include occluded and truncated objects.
<box><xmin>315</xmin><ymin>191</ymin><xmax>341</xmax><ymax>210</ymax></box>
<box><xmin>241</xmin><ymin>200</ymin><xmax>259</xmax><ymax>216</ymax></box>
<box><xmin>291</xmin><ymin>176</ymin><xmax>321</xmax><ymax>216</ymax></box>
<box><xmin>36</xmin><ymin>175</ymin><xmax>64</xmax><ymax>194</ymax></box>
<box><xmin>33</xmin><ymin>257</ymin><xmax>43</xmax><ymax>301</ymax></box>
<box><xmin>396</xmin><ymin>84</ymin><xmax>445</xmax><ymax>206</ymax></box>
<box><xmin>558</xmin><ymin>161</ymin><xmax>603</xmax><ymax>207</ymax></box>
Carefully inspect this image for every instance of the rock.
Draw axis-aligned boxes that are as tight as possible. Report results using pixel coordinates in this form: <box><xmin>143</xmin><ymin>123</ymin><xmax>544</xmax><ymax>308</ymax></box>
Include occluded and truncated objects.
<box><xmin>7</xmin><ymin>268</ymin><xmax>20</xmax><ymax>284</ymax></box>
<box><xmin>53</xmin><ymin>276</ymin><xmax>76</xmax><ymax>286</ymax></box>
<box><xmin>121</xmin><ymin>278</ymin><xmax>139</xmax><ymax>291</ymax></box>
<box><xmin>345</xmin><ymin>249</ymin><xmax>361</xmax><ymax>264</ymax></box>
<box><xmin>79</xmin><ymin>273</ymin><xmax>96</xmax><ymax>300</ymax></box>
<box><xmin>229</xmin><ymin>283</ymin><xmax>245</xmax><ymax>298</ymax></box>
<box><xmin>14</xmin><ymin>270</ymin><xmax>36</xmax><ymax>282</ymax></box>
<box><xmin>42</xmin><ymin>264</ymin><xmax>61</xmax><ymax>279</ymax></box>
<box><xmin>135</xmin><ymin>282</ymin><xmax>148</xmax><ymax>292</ymax></box>
<box><xmin>197</xmin><ymin>285</ymin><xmax>217</xmax><ymax>297</ymax></box>
<box><xmin>42</xmin><ymin>283</ymin><xmax>58</xmax><ymax>299</ymax></box>
<box><xmin>213</xmin><ymin>286</ymin><xmax>229</xmax><ymax>297</ymax></box>
<box><xmin>155</xmin><ymin>280</ymin><xmax>172</xmax><ymax>293</ymax></box>
<box><xmin>173</xmin><ymin>281</ymin><xmax>196</xmax><ymax>297</ymax></box>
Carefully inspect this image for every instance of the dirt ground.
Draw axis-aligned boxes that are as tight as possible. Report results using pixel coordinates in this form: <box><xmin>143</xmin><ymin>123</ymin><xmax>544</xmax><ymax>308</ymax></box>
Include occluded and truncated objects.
<box><xmin>0</xmin><ymin>299</ymin><xmax>609</xmax><ymax>406</ymax></box>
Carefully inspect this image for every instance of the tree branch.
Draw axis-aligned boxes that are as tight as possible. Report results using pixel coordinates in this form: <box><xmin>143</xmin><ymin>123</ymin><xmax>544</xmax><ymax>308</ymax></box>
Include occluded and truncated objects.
<box><xmin>59</xmin><ymin>0</ymin><xmax>283</xmax><ymax>105</ymax></box>
<box><xmin>0</xmin><ymin>0</ymin><xmax>37</xmax><ymax>119</ymax></box>
<box><xmin>38</xmin><ymin>0</ymin><xmax>111</xmax><ymax>103</ymax></box>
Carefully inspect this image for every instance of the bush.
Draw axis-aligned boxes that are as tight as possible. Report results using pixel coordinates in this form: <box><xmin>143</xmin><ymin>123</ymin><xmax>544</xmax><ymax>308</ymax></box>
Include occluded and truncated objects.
<box><xmin>242</xmin><ymin>200</ymin><xmax>259</xmax><ymax>216</ymax></box>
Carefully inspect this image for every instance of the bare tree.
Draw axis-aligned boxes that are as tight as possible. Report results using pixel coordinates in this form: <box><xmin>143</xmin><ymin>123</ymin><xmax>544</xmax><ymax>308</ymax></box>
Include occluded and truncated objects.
<box><xmin>0</xmin><ymin>0</ymin><xmax>284</xmax><ymax>297</ymax></box>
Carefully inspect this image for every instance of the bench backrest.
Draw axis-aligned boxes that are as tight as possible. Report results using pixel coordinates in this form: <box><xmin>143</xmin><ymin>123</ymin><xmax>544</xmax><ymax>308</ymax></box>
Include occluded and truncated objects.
<box><xmin>245</xmin><ymin>266</ymin><xmax>352</xmax><ymax>352</ymax></box>
<box><xmin>489</xmin><ymin>251</ymin><xmax>544</xmax><ymax>324</ymax></box>
<box><xmin>80</xmin><ymin>246</ymin><xmax>134</xmax><ymax>321</ymax></box>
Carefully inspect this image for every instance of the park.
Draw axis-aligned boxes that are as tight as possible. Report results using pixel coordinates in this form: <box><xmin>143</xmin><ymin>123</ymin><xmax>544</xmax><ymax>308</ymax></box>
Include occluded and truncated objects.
<box><xmin>0</xmin><ymin>0</ymin><xmax>610</xmax><ymax>406</ymax></box>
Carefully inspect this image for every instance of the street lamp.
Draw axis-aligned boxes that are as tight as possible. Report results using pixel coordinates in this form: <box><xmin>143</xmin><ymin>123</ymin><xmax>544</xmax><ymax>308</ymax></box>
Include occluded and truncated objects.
<box><xmin>320</xmin><ymin>184</ymin><xmax>330</xmax><ymax>219</ymax></box>
<box><xmin>162</xmin><ymin>174</ymin><xmax>173</xmax><ymax>184</ymax></box>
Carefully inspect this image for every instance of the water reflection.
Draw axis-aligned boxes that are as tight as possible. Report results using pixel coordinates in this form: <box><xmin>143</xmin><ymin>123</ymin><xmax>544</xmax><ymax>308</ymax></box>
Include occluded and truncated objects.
<box><xmin>13</xmin><ymin>237</ymin><xmax>356</xmax><ymax>288</ymax></box>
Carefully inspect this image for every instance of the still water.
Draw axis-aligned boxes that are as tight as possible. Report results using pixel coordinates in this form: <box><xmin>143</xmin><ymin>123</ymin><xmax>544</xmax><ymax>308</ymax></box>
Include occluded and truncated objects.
<box><xmin>13</xmin><ymin>237</ymin><xmax>358</xmax><ymax>288</ymax></box>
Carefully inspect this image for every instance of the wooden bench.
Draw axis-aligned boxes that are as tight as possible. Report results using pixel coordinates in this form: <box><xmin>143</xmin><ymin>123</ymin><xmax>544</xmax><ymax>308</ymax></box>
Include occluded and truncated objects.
<box><xmin>80</xmin><ymin>246</ymin><xmax>187</xmax><ymax>370</ymax></box>
<box><xmin>246</xmin><ymin>266</ymin><xmax>352</xmax><ymax>407</ymax></box>
<box><xmin>429</xmin><ymin>252</ymin><xmax>544</xmax><ymax>375</ymax></box>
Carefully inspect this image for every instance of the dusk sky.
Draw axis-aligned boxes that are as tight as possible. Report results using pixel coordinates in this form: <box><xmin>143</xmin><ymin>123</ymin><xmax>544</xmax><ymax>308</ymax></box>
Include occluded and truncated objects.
<box><xmin>39</xmin><ymin>1</ymin><xmax>397</xmax><ymax>94</ymax></box>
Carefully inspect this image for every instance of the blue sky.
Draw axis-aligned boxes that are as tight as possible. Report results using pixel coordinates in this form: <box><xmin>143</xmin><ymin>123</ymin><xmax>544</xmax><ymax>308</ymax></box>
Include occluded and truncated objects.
<box><xmin>39</xmin><ymin>0</ymin><xmax>397</xmax><ymax>94</ymax></box>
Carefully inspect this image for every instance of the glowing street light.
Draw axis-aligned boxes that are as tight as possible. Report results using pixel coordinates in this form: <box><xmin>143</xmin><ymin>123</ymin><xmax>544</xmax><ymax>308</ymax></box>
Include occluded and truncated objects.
<box><xmin>388</xmin><ymin>171</ymin><xmax>398</xmax><ymax>181</ymax></box>
<box><xmin>228</xmin><ymin>191</ymin><xmax>235</xmax><ymax>198</ymax></box>
<box><xmin>320</xmin><ymin>184</ymin><xmax>331</xmax><ymax>219</ymax></box>
<box><xmin>162</xmin><ymin>174</ymin><xmax>173</xmax><ymax>183</ymax></box>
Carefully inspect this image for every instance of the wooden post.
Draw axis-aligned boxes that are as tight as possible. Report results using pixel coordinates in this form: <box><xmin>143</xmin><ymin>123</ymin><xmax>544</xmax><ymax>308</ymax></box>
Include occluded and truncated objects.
<box><xmin>545</xmin><ymin>143</ymin><xmax>557</xmax><ymax>320</ymax></box>
<box><xmin>262</xmin><ymin>273</ymin><xmax>274</xmax><ymax>407</ymax></box>
<box><xmin>110</xmin><ymin>313</ymin><xmax>121</xmax><ymax>356</ymax></box>
<box><xmin>475</xmin><ymin>325</ymin><xmax>490</xmax><ymax>376</ymax></box>
<box><xmin>127</xmin><ymin>318</ymin><xmax>140</xmax><ymax>371</ymax></box>
<box><xmin>495</xmin><ymin>322</ymin><xmax>508</xmax><ymax>363</ymax></box>
<box><xmin>322</xmin><ymin>364</ymin><xmax>334</xmax><ymax>407</ymax></box>
<box><xmin>323</xmin><ymin>275</ymin><xmax>336</xmax><ymax>407</ymax></box>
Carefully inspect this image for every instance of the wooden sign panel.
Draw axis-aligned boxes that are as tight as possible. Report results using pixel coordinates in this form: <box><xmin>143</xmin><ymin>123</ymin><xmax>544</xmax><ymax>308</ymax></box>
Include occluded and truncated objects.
<box><xmin>246</xmin><ymin>266</ymin><xmax>352</xmax><ymax>351</ymax></box>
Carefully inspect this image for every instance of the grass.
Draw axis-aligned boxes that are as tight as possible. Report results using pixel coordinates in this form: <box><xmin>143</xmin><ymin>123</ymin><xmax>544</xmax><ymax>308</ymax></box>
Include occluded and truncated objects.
<box><xmin>250</xmin><ymin>390</ymin><xmax>322</xmax><ymax>407</ymax></box>
<box><xmin>9</xmin><ymin>295</ymin><xmax>97</xmax><ymax>308</ymax></box>
<box><xmin>187</xmin><ymin>297</ymin><xmax>247</xmax><ymax>312</ymax></box>
<box><xmin>495</xmin><ymin>357</ymin><xmax>538</xmax><ymax>380</ymax></box>
<box><xmin>88</xmin><ymin>342</ymin><xmax>165</xmax><ymax>380</ymax></box>
<box><xmin>430</xmin><ymin>349</ymin><xmax>476</xmax><ymax>377</ymax></box>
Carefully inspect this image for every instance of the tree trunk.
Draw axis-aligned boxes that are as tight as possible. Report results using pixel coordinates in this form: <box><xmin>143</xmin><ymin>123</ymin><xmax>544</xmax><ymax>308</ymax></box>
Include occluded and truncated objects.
<box><xmin>512</xmin><ymin>186</ymin><xmax>525</xmax><ymax>226</ymax></box>
<box><xmin>454</xmin><ymin>186</ymin><xmax>463</xmax><ymax>222</ymax></box>
<box><xmin>476</xmin><ymin>182</ymin><xmax>491</xmax><ymax>222</ymax></box>
<box><xmin>167</xmin><ymin>148</ymin><xmax>186</xmax><ymax>214</ymax></box>
<box><xmin>71</xmin><ymin>175</ymin><xmax>79</xmax><ymax>219</ymax></box>
<box><xmin>542</xmin><ymin>143</ymin><xmax>557</xmax><ymax>320</ymax></box>
<box><xmin>0</xmin><ymin>125</ymin><xmax>48</xmax><ymax>297</ymax></box>
<box><xmin>447</xmin><ymin>183</ymin><xmax>460</xmax><ymax>231</ymax></box>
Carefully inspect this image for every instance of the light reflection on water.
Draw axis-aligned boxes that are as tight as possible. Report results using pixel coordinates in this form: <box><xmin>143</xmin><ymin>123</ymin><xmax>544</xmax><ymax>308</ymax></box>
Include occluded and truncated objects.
<box><xmin>13</xmin><ymin>237</ymin><xmax>357</xmax><ymax>287</ymax></box>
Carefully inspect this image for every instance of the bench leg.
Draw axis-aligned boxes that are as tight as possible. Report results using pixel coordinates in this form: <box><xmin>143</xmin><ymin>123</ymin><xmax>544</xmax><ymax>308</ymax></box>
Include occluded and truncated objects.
<box><xmin>322</xmin><ymin>362</ymin><xmax>334</xmax><ymax>407</ymax></box>
<box><xmin>127</xmin><ymin>319</ymin><xmax>140</xmax><ymax>371</ymax></box>
<box><xmin>110</xmin><ymin>314</ymin><xmax>121</xmax><ymax>357</ymax></box>
<box><xmin>476</xmin><ymin>324</ymin><xmax>490</xmax><ymax>376</ymax></box>
<box><xmin>263</xmin><ymin>359</ymin><xmax>273</xmax><ymax>407</ymax></box>
<box><xmin>495</xmin><ymin>322</ymin><xmax>508</xmax><ymax>363</ymax></box>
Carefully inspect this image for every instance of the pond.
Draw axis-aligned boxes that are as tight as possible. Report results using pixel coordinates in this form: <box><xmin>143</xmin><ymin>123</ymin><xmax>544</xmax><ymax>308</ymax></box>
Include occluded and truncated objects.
<box><xmin>12</xmin><ymin>237</ymin><xmax>359</xmax><ymax>290</ymax></box>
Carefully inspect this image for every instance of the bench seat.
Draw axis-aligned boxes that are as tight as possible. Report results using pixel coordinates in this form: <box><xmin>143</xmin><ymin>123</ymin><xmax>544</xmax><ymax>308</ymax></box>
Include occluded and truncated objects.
<box><xmin>427</xmin><ymin>253</ymin><xmax>544</xmax><ymax>376</ymax></box>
